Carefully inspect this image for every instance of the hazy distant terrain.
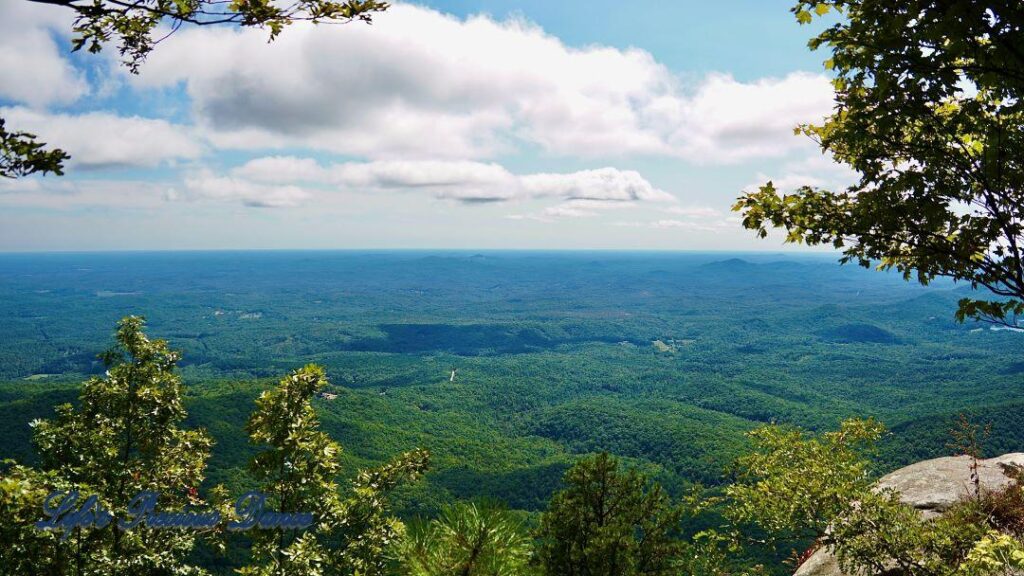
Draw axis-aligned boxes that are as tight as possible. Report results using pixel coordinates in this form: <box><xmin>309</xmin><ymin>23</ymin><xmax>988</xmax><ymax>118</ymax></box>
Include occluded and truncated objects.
<box><xmin>1</xmin><ymin>251</ymin><xmax>1022</xmax><ymax>513</ymax></box>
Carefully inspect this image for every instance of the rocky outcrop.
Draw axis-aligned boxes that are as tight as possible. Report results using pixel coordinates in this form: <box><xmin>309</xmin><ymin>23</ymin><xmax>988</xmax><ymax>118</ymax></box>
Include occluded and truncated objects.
<box><xmin>794</xmin><ymin>453</ymin><xmax>1024</xmax><ymax>576</ymax></box>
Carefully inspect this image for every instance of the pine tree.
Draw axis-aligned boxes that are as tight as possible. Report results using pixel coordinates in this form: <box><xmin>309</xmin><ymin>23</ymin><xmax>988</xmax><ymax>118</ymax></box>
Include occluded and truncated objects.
<box><xmin>400</xmin><ymin>501</ymin><xmax>533</xmax><ymax>576</ymax></box>
<box><xmin>535</xmin><ymin>453</ymin><xmax>684</xmax><ymax>576</ymax></box>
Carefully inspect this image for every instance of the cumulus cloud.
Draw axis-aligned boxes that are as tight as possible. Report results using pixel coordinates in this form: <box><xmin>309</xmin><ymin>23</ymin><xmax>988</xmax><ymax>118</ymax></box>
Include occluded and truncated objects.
<box><xmin>2</xmin><ymin>107</ymin><xmax>203</xmax><ymax>169</ymax></box>
<box><xmin>664</xmin><ymin>73</ymin><xmax>834</xmax><ymax>162</ymax></box>
<box><xmin>232</xmin><ymin>157</ymin><xmax>519</xmax><ymax>202</ymax></box>
<box><xmin>329</xmin><ymin>160</ymin><xmax>520</xmax><ymax>202</ymax></box>
<box><xmin>521</xmin><ymin>168</ymin><xmax>676</xmax><ymax>202</ymax></box>
<box><xmin>230</xmin><ymin>156</ymin><xmax>326</xmax><ymax>184</ymax></box>
<box><xmin>0</xmin><ymin>2</ymin><xmax>88</xmax><ymax>107</ymax></box>
<box><xmin>129</xmin><ymin>3</ymin><xmax>833</xmax><ymax>163</ymax></box>
<box><xmin>225</xmin><ymin>157</ymin><xmax>675</xmax><ymax>206</ymax></box>
<box><xmin>183</xmin><ymin>172</ymin><xmax>310</xmax><ymax>208</ymax></box>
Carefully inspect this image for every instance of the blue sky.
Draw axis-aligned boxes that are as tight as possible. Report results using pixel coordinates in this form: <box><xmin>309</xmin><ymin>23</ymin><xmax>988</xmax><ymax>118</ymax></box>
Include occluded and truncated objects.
<box><xmin>427</xmin><ymin>0</ymin><xmax>832</xmax><ymax>78</ymax></box>
<box><xmin>0</xmin><ymin>0</ymin><xmax>852</xmax><ymax>251</ymax></box>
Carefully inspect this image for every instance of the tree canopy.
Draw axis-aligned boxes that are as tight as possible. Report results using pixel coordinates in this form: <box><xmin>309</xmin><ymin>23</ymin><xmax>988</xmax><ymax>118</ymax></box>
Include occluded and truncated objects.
<box><xmin>399</xmin><ymin>501</ymin><xmax>533</xmax><ymax>576</ymax></box>
<box><xmin>0</xmin><ymin>119</ymin><xmax>69</xmax><ymax>179</ymax></box>
<box><xmin>735</xmin><ymin>1</ymin><xmax>1024</xmax><ymax>327</ymax></box>
<box><xmin>242</xmin><ymin>364</ymin><xmax>429</xmax><ymax>576</ymax></box>
<box><xmin>535</xmin><ymin>453</ymin><xmax>685</xmax><ymax>576</ymax></box>
<box><xmin>19</xmin><ymin>316</ymin><xmax>215</xmax><ymax>574</ymax></box>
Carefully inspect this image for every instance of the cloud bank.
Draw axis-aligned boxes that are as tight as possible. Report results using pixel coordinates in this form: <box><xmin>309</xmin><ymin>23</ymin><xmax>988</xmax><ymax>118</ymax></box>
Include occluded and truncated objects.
<box><xmin>0</xmin><ymin>0</ymin><xmax>847</xmax><ymax>248</ymax></box>
<box><xmin>127</xmin><ymin>3</ymin><xmax>834</xmax><ymax>163</ymax></box>
<box><xmin>2</xmin><ymin>107</ymin><xmax>202</xmax><ymax>169</ymax></box>
<box><xmin>182</xmin><ymin>157</ymin><xmax>677</xmax><ymax>208</ymax></box>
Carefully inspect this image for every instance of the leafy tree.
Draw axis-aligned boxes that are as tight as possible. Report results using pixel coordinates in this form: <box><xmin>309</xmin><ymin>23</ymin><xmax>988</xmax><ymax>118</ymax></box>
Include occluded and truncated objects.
<box><xmin>729</xmin><ymin>418</ymin><xmax>1024</xmax><ymax>576</ymax></box>
<box><xmin>240</xmin><ymin>363</ymin><xmax>429</xmax><ymax>576</ymax></box>
<box><xmin>0</xmin><ymin>464</ymin><xmax>75</xmax><ymax>576</ymax></box>
<box><xmin>330</xmin><ymin>450</ymin><xmax>431</xmax><ymax>575</ymax></box>
<box><xmin>960</xmin><ymin>531</ymin><xmax>1024</xmax><ymax>576</ymax></box>
<box><xmin>26</xmin><ymin>315</ymin><xmax>214</xmax><ymax>575</ymax></box>
<box><xmin>735</xmin><ymin>1</ymin><xmax>1024</xmax><ymax>327</ymax></box>
<box><xmin>726</xmin><ymin>418</ymin><xmax>885</xmax><ymax>545</ymax></box>
<box><xmin>0</xmin><ymin>119</ymin><xmax>69</xmax><ymax>178</ymax></box>
<box><xmin>535</xmin><ymin>453</ymin><xmax>684</xmax><ymax>576</ymax></box>
<box><xmin>239</xmin><ymin>364</ymin><xmax>343</xmax><ymax>576</ymax></box>
<box><xmin>6</xmin><ymin>0</ymin><xmax>389</xmax><ymax>176</ymax></box>
<box><xmin>400</xmin><ymin>501</ymin><xmax>533</xmax><ymax>576</ymax></box>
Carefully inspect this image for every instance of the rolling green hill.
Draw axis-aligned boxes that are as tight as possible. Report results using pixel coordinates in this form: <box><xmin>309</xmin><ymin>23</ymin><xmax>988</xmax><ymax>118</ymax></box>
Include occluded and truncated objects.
<box><xmin>1</xmin><ymin>251</ymin><xmax>1021</xmax><ymax>522</ymax></box>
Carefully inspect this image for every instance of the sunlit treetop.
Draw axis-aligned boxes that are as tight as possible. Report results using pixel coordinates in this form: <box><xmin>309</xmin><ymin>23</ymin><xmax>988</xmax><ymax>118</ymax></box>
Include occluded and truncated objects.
<box><xmin>736</xmin><ymin>1</ymin><xmax>1024</xmax><ymax>327</ymax></box>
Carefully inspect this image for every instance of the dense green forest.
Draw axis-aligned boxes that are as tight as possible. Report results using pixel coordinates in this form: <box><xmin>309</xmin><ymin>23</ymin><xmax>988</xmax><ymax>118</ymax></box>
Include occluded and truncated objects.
<box><xmin>2</xmin><ymin>251</ymin><xmax>1021</xmax><ymax>523</ymax></box>
<box><xmin>3</xmin><ymin>0</ymin><xmax>1023</xmax><ymax>571</ymax></box>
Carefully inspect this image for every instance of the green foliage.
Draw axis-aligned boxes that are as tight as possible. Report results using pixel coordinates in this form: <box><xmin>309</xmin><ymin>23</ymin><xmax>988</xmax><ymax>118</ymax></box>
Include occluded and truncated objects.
<box><xmin>535</xmin><ymin>453</ymin><xmax>685</xmax><ymax>576</ymax></box>
<box><xmin>959</xmin><ymin>531</ymin><xmax>1024</xmax><ymax>576</ymax></box>
<box><xmin>0</xmin><ymin>463</ymin><xmax>74</xmax><ymax>575</ymax></box>
<box><xmin>240</xmin><ymin>364</ymin><xmax>344</xmax><ymax>576</ymax></box>
<box><xmin>0</xmin><ymin>118</ymin><xmax>69</xmax><ymax>178</ymax></box>
<box><xmin>2</xmin><ymin>251</ymin><xmax>1023</xmax><ymax>554</ymax></box>
<box><xmin>3</xmin><ymin>254</ymin><xmax>1024</xmax><ymax>574</ymax></box>
<box><xmin>0</xmin><ymin>320</ymin><xmax>433</xmax><ymax>575</ymax></box>
<box><xmin>830</xmin><ymin>492</ymin><xmax>990</xmax><ymax>575</ymax></box>
<box><xmin>333</xmin><ymin>447</ymin><xmax>431</xmax><ymax>575</ymax></box>
<box><xmin>241</xmin><ymin>364</ymin><xmax>430</xmax><ymax>576</ymax></box>
<box><xmin>726</xmin><ymin>418</ymin><xmax>884</xmax><ymax>543</ymax></box>
<box><xmin>729</xmin><ymin>417</ymin><xmax>1024</xmax><ymax>576</ymax></box>
<box><xmin>15</xmin><ymin>315</ymin><xmax>213</xmax><ymax>574</ymax></box>
<box><xmin>734</xmin><ymin>1</ymin><xmax>1024</xmax><ymax>327</ymax></box>
<box><xmin>399</xmin><ymin>501</ymin><xmax>533</xmax><ymax>576</ymax></box>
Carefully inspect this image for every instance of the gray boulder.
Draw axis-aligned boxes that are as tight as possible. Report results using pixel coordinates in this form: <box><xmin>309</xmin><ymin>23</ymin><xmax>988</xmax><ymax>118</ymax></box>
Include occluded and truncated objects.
<box><xmin>794</xmin><ymin>453</ymin><xmax>1024</xmax><ymax>576</ymax></box>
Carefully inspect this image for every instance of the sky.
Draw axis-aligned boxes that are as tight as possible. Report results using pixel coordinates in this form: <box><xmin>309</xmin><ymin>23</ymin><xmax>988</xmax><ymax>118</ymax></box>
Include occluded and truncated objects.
<box><xmin>0</xmin><ymin>0</ymin><xmax>857</xmax><ymax>252</ymax></box>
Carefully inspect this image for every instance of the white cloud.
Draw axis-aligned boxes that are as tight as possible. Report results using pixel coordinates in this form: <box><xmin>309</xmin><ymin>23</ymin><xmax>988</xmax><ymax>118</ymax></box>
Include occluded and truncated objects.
<box><xmin>2</xmin><ymin>107</ymin><xmax>203</xmax><ymax>169</ymax></box>
<box><xmin>230</xmin><ymin>155</ymin><xmax>326</xmax><ymax>184</ymax></box>
<box><xmin>608</xmin><ymin>202</ymin><xmax>741</xmax><ymax>232</ymax></box>
<box><xmin>0</xmin><ymin>2</ymin><xmax>88</xmax><ymax>107</ymax></box>
<box><xmin>745</xmin><ymin>152</ymin><xmax>860</xmax><ymax>195</ymax></box>
<box><xmin>539</xmin><ymin>198</ymin><xmax>640</xmax><ymax>219</ymax></box>
<box><xmin>183</xmin><ymin>172</ymin><xmax>310</xmax><ymax>208</ymax></box>
<box><xmin>0</xmin><ymin>175</ymin><xmax>216</xmax><ymax>212</ymax></box>
<box><xmin>663</xmin><ymin>73</ymin><xmax>834</xmax><ymax>163</ymax></box>
<box><xmin>521</xmin><ymin>168</ymin><xmax>676</xmax><ymax>202</ymax></box>
<box><xmin>329</xmin><ymin>160</ymin><xmax>520</xmax><ymax>202</ymax></box>
<box><xmin>129</xmin><ymin>3</ymin><xmax>833</xmax><ymax>163</ymax></box>
<box><xmin>233</xmin><ymin>157</ymin><xmax>520</xmax><ymax>202</ymax></box>
<box><xmin>222</xmin><ymin>157</ymin><xmax>675</xmax><ymax>208</ymax></box>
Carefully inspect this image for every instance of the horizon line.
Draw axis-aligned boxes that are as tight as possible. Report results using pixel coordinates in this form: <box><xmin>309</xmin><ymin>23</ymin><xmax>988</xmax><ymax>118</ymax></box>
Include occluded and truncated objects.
<box><xmin>0</xmin><ymin>247</ymin><xmax>841</xmax><ymax>257</ymax></box>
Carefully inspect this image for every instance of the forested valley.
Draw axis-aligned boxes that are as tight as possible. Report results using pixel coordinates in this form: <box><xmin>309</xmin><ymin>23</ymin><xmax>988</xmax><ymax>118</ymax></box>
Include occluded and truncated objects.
<box><xmin>1</xmin><ymin>251</ymin><xmax>1022</xmax><ymax>574</ymax></box>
